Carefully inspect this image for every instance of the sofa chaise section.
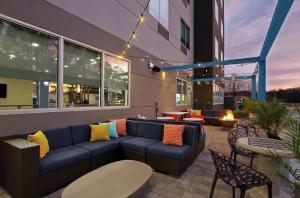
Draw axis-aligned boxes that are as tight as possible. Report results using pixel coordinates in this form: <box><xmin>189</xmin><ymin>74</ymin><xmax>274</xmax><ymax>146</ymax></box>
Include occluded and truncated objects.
<box><xmin>147</xmin><ymin>125</ymin><xmax>197</xmax><ymax>176</ymax></box>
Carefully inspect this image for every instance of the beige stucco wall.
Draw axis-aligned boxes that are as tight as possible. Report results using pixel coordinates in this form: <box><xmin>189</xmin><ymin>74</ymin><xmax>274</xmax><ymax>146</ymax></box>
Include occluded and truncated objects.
<box><xmin>0</xmin><ymin>77</ymin><xmax>32</xmax><ymax>108</ymax></box>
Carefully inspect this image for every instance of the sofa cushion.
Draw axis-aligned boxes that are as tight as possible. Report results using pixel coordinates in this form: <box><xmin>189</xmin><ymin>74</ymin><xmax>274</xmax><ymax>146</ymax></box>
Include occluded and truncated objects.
<box><xmin>136</xmin><ymin>122</ymin><xmax>163</xmax><ymax>141</ymax></box>
<box><xmin>182</xmin><ymin>126</ymin><xmax>197</xmax><ymax>146</ymax></box>
<box><xmin>121</xmin><ymin>137</ymin><xmax>158</xmax><ymax>152</ymax></box>
<box><xmin>75</xmin><ymin>140</ymin><xmax>119</xmax><ymax>157</ymax></box>
<box><xmin>40</xmin><ymin>146</ymin><xmax>90</xmax><ymax>175</ymax></box>
<box><xmin>111</xmin><ymin>135</ymin><xmax>135</xmax><ymax>142</ymax></box>
<box><xmin>43</xmin><ymin>127</ymin><xmax>73</xmax><ymax>150</ymax></box>
<box><xmin>147</xmin><ymin>142</ymin><xmax>192</xmax><ymax>160</ymax></box>
<box><xmin>70</xmin><ymin>124</ymin><xmax>90</xmax><ymax>144</ymax></box>
<box><xmin>126</xmin><ymin>120</ymin><xmax>138</xmax><ymax>136</ymax></box>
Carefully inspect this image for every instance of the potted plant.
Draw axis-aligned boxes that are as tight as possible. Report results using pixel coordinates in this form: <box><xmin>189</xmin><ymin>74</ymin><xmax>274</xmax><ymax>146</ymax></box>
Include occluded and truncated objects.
<box><xmin>272</xmin><ymin>108</ymin><xmax>300</xmax><ymax>196</ymax></box>
<box><xmin>244</xmin><ymin>99</ymin><xmax>259</xmax><ymax>120</ymax></box>
<box><xmin>255</xmin><ymin>100</ymin><xmax>289</xmax><ymax>139</ymax></box>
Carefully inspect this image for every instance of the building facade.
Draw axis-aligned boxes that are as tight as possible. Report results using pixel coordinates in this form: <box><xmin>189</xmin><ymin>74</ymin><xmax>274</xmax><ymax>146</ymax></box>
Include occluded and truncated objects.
<box><xmin>193</xmin><ymin>0</ymin><xmax>225</xmax><ymax>110</ymax></box>
<box><xmin>0</xmin><ymin>0</ymin><xmax>196</xmax><ymax>136</ymax></box>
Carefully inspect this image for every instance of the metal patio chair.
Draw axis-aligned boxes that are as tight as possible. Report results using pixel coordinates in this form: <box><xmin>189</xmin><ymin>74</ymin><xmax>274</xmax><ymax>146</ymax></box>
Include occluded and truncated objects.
<box><xmin>209</xmin><ymin>149</ymin><xmax>272</xmax><ymax>198</ymax></box>
<box><xmin>227</xmin><ymin>128</ymin><xmax>257</xmax><ymax>168</ymax></box>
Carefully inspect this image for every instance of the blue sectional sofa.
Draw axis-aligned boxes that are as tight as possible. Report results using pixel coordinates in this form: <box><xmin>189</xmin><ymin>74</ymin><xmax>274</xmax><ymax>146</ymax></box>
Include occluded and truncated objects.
<box><xmin>0</xmin><ymin>120</ymin><xmax>205</xmax><ymax>198</ymax></box>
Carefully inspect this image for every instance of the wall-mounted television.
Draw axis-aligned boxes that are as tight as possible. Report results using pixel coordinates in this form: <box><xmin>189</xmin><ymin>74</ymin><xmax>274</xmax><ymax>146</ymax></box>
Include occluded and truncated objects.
<box><xmin>0</xmin><ymin>84</ymin><xmax>7</xmax><ymax>98</ymax></box>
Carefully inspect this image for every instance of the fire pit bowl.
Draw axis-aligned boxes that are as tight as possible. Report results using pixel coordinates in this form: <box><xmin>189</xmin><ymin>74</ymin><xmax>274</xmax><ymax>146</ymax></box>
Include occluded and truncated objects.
<box><xmin>220</xmin><ymin>110</ymin><xmax>237</xmax><ymax>129</ymax></box>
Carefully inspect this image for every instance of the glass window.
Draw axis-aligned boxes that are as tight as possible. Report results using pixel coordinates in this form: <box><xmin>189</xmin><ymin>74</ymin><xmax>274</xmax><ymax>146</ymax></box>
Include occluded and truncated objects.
<box><xmin>104</xmin><ymin>55</ymin><xmax>129</xmax><ymax>106</ymax></box>
<box><xmin>0</xmin><ymin>19</ymin><xmax>58</xmax><ymax>110</ymax></box>
<box><xmin>181</xmin><ymin>19</ymin><xmax>190</xmax><ymax>49</ymax></box>
<box><xmin>215</xmin><ymin>0</ymin><xmax>219</xmax><ymax>25</ymax></box>
<box><xmin>176</xmin><ymin>79</ymin><xmax>191</xmax><ymax>105</ymax></box>
<box><xmin>221</xmin><ymin>20</ymin><xmax>224</xmax><ymax>39</ymax></box>
<box><xmin>215</xmin><ymin>37</ymin><xmax>219</xmax><ymax>60</ymax></box>
<box><xmin>149</xmin><ymin>0</ymin><xmax>169</xmax><ymax>30</ymax></box>
<box><xmin>63</xmin><ymin>41</ymin><xmax>101</xmax><ymax>107</ymax></box>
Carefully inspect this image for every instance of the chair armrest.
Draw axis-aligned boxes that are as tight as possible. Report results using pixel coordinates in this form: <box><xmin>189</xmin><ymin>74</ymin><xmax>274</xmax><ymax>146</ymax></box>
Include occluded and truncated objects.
<box><xmin>0</xmin><ymin>138</ymin><xmax>39</xmax><ymax>198</ymax></box>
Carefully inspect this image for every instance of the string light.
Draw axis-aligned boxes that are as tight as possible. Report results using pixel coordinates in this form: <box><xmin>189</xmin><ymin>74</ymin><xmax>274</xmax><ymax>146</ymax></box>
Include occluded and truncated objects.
<box><xmin>140</xmin><ymin>14</ymin><xmax>144</xmax><ymax>23</ymax></box>
<box><xmin>132</xmin><ymin>31</ymin><xmax>136</xmax><ymax>39</ymax></box>
<box><xmin>176</xmin><ymin>71</ymin><xmax>179</xmax><ymax>76</ymax></box>
<box><xmin>141</xmin><ymin>58</ymin><xmax>144</xmax><ymax>62</ymax></box>
<box><xmin>160</xmin><ymin>60</ymin><xmax>165</xmax><ymax>65</ymax></box>
<box><xmin>126</xmin><ymin>43</ymin><xmax>131</xmax><ymax>49</ymax></box>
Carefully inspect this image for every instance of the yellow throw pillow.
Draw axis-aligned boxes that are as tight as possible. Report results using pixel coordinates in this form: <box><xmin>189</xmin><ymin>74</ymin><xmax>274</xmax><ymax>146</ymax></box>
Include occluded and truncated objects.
<box><xmin>27</xmin><ymin>130</ymin><xmax>50</xmax><ymax>159</ymax></box>
<box><xmin>90</xmin><ymin>124</ymin><xmax>110</xmax><ymax>142</ymax></box>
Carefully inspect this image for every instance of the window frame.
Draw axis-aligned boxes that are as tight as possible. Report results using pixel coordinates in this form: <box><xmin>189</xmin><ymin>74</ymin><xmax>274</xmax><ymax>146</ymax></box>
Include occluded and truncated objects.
<box><xmin>180</xmin><ymin>19</ymin><xmax>190</xmax><ymax>50</ymax></box>
<box><xmin>0</xmin><ymin>13</ymin><xmax>131</xmax><ymax>115</ymax></box>
<box><xmin>149</xmin><ymin>0</ymin><xmax>169</xmax><ymax>30</ymax></box>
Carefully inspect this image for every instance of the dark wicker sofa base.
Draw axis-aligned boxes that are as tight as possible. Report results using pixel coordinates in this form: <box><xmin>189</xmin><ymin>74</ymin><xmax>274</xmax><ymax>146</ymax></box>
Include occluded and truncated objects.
<box><xmin>147</xmin><ymin>151</ymin><xmax>194</xmax><ymax>177</ymax></box>
<box><xmin>0</xmin><ymin>120</ymin><xmax>205</xmax><ymax>198</ymax></box>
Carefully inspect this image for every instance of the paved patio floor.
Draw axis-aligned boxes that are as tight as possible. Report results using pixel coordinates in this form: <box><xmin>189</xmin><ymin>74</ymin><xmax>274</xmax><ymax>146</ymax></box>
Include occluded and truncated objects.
<box><xmin>0</xmin><ymin>126</ymin><xmax>294</xmax><ymax>198</ymax></box>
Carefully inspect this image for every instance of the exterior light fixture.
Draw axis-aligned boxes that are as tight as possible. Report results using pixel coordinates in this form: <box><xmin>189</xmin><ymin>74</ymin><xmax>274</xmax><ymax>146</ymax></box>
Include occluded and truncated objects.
<box><xmin>9</xmin><ymin>54</ymin><xmax>16</xmax><ymax>59</ymax></box>
<box><xmin>31</xmin><ymin>42</ymin><xmax>39</xmax><ymax>47</ymax></box>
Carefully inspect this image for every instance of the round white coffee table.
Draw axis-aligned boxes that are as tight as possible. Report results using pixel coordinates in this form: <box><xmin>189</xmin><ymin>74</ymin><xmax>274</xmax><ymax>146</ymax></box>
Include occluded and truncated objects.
<box><xmin>62</xmin><ymin>160</ymin><xmax>152</xmax><ymax>198</ymax></box>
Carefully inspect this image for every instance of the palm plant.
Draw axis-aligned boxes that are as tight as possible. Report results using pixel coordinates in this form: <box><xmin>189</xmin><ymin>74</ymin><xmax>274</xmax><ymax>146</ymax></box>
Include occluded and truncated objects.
<box><xmin>272</xmin><ymin>108</ymin><xmax>300</xmax><ymax>193</ymax></box>
<box><xmin>255</xmin><ymin>100</ymin><xmax>289</xmax><ymax>139</ymax></box>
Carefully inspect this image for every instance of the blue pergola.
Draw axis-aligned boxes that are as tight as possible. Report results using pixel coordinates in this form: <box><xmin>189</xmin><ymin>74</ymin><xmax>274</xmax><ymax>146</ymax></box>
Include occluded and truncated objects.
<box><xmin>162</xmin><ymin>0</ymin><xmax>294</xmax><ymax>101</ymax></box>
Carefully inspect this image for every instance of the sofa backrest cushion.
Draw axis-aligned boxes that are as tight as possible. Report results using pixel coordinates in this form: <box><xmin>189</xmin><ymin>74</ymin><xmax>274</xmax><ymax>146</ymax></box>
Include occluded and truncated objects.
<box><xmin>182</xmin><ymin>126</ymin><xmax>197</xmax><ymax>145</ymax></box>
<box><xmin>43</xmin><ymin>127</ymin><xmax>73</xmax><ymax>150</ymax></box>
<box><xmin>70</xmin><ymin>124</ymin><xmax>90</xmax><ymax>144</ymax></box>
<box><xmin>126</xmin><ymin>120</ymin><xmax>138</xmax><ymax>136</ymax></box>
<box><xmin>136</xmin><ymin>122</ymin><xmax>163</xmax><ymax>141</ymax></box>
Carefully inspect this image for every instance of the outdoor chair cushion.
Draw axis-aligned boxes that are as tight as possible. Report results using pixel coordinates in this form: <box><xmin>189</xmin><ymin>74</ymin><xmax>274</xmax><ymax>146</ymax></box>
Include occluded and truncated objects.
<box><xmin>147</xmin><ymin>142</ymin><xmax>193</xmax><ymax>160</ymax></box>
<box><xmin>70</xmin><ymin>124</ymin><xmax>90</xmax><ymax>144</ymax></box>
<box><xmin>75</xmin><ymin>140</ymin><xmax>119</xmax><ymax>157</ymax></box>
<box><xmin>43</xmin><ymin>127</ymin><xmax>73</xmax><ymax>150</ymax></box>
<box><xmin>136</xmin><ymin>122</ymin><xmax>163</xmax><ymax>140</ymax></box>
<box><xmin>40</xmin><ymin>146</ymin><xmax>90</xmax><ymax>175</ymax></box>
<box><xmin>121</xmin><ymin>137</ymin><xmax>158</xmax><ymax>152</ymax></box>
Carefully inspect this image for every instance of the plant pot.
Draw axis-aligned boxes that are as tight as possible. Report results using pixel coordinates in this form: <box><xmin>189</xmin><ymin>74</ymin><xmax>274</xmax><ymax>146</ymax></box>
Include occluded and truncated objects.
<box><xmin>249</xmin><ymin>112</ymin><xmax>256</xmax><ymax>120</ymax></box>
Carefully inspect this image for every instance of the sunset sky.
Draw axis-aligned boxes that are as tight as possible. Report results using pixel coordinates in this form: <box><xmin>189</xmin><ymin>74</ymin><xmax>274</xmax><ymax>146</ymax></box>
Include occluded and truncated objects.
<box><xmin>225</xmin><ymin>0</ymin><xmax>300</xmax><ymax>91</ymax></box>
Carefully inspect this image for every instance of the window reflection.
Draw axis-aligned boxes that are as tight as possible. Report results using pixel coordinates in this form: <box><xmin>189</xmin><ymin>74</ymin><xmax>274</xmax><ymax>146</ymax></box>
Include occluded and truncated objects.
<box><xmin>104</xmin><ymin>55</ymin><xmax>129</xmax><ymax>106</ymax></box>
<box><xmin>0</xmin><ymin>19</ymin><xmax>58</xmax><ymax>109</ymax></box>
<box><xmin>63</xmin><ymin>41</ymin><xmax>101</xmax><ymax>107</ymax></box>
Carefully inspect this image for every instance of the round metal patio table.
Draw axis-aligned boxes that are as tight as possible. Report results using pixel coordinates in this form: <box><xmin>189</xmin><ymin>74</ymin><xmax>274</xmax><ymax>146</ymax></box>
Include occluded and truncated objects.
<box><xmin>236</xmin><ymin>137</ymin><xmax>294</xmax><ymax>197</ymax></box>
<box><xmin>236</xmin><ymin>137</ymin><xmax>294</xmax><ymax>158</ymax></box>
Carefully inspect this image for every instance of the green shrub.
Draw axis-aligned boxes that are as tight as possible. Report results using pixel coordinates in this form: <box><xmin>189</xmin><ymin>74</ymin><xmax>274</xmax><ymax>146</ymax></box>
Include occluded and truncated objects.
<box><xmin>256</xmin><ymin>100</ymin><xmax>289</xmax><ymax>139</ymax></box>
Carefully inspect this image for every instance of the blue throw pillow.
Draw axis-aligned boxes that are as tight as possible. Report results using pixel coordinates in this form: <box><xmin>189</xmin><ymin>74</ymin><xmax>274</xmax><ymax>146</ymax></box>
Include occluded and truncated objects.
<box><xmin>99</xmin><ymin>122</ymin><xmax>118</xmax><ymax>138</ymax></box>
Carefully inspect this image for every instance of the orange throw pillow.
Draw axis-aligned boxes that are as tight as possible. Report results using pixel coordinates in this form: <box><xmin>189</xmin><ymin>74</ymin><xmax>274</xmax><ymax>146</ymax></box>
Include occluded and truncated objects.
<box><xmin>162</xmin><ymin>124</ymin><xmax>184</xmax><ymax>146</ymax></box>
<box><xmin>116</xmin><ymin>119</ymin><xmax>127</xmax><ymax>136</ymax></box>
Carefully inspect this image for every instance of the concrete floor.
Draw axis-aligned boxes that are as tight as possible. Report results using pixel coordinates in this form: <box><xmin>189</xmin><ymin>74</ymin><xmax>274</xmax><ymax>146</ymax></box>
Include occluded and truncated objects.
<box><xmin>0</xmin><ymin>126</ymin><xmax>294</xmax><ymax>198</ymax></box>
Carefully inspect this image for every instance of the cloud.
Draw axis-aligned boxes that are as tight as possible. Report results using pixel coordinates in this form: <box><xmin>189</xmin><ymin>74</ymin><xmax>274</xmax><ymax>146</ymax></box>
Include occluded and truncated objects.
<box><xmin>225</xmin><ymin>0</ymin><xmax>300</xmax><ymax>90</ymax></box>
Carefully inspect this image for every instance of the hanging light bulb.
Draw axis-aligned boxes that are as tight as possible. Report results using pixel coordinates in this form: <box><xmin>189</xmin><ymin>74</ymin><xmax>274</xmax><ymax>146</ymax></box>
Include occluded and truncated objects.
<box><xmin>141</xmin><ymin>58</ymin><xmax>144</xmax><ymax>62</ymax></box>
<box><xmin>126</xmin><ymin>42</ymin><xmax>131</xmax><ymax>49</ymax></box>
<box><xmin>122</xmin><ymin>50</ymin><xmax>126</xmax><ymax>56</ymax></box>
<box><xmin>215</xmin><ymin>74</ymin><xmax>219</xmax><ymax>77</ymax></box>
<box><xmin>132</xmin><ymin>31</ymin><xmax>136</xmax><ymax>39</ymax></box>
<box><xmin>176</xmin><ymin>71</ymin><xmax>179</xmax><ymax>76</ymax></box>
<box><xmin>161</xmin><ymin>60</ymin><xmax>164</xmax><ymax>65</ymax></box>
<box><xmin>140</xmin><ymin>14</ymin><xmax>144</xmax><ymax>22</ymax></box>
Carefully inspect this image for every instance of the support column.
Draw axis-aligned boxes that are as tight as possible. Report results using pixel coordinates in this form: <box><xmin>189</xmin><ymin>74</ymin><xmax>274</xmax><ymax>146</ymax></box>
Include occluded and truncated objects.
<box><xmin>251</xmin><ymin>75</ymin><xmax>256</xmax><ymax>100</ymax></box>
<box><xmin>258</xmin><ymin>60</ymin><xmax>266</xmax><ymax>101</ymax></box>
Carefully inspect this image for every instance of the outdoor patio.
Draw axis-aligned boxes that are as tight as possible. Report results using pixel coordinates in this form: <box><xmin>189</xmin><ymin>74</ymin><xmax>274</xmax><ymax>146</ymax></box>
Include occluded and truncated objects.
<box><xmin>0</xmin><ymin>125</ymin><xmax>293</xmax><ymax>198</ymax></box>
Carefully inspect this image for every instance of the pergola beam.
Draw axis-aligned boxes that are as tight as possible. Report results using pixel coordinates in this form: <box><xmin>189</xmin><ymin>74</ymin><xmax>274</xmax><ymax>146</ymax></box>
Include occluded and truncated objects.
<box><xmin>260</xmin><ymin>0</ymin><xmax>294</xmax><ymax>59</ymax></box>
<box><xmin>162</xmin><ymin>57</ymin><xmax>260</xmax><ymax>71</ymax></box>
<box><xmin>193</xmin><ymin>75</ymin><xmax>255</xmax><ymax>82</ymax></box>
